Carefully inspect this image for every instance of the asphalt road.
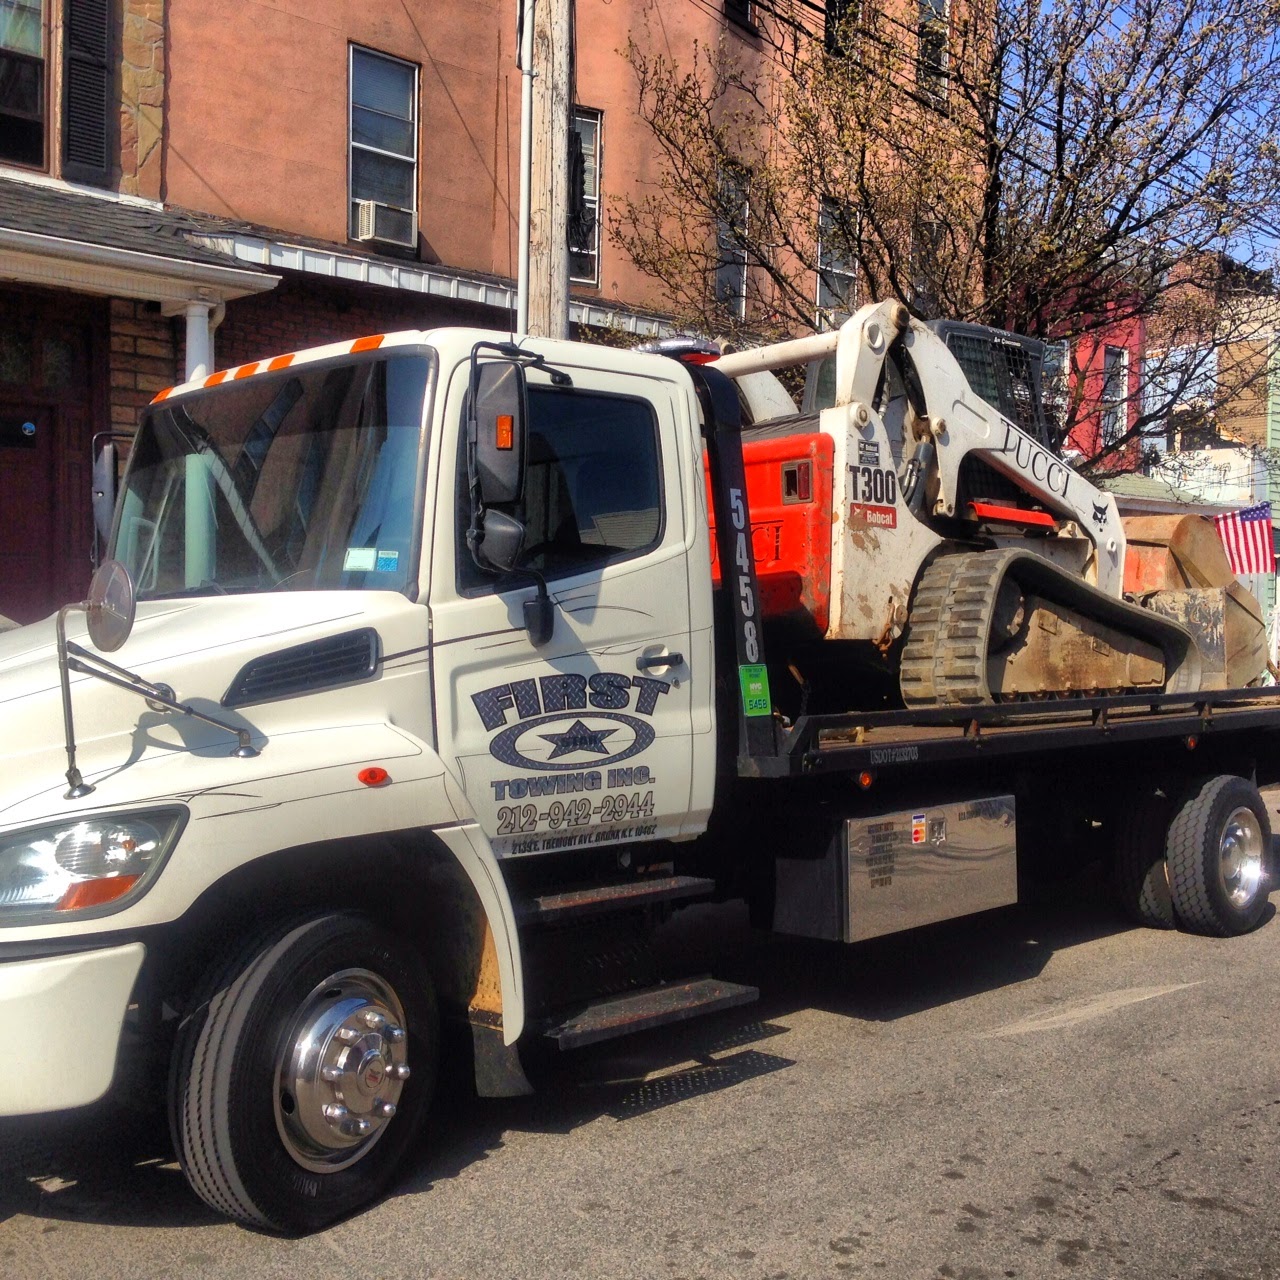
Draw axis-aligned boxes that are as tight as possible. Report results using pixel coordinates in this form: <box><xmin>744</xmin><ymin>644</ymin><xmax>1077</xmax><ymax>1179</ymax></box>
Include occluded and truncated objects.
<box><xmin>3</xmin><ymin>849</ymin><xmax>1280</xmax><ymax>1278</ymax></box>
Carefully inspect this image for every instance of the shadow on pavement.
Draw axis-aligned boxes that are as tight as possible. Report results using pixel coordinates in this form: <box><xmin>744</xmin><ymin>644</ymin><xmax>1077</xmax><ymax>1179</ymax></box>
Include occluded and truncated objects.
<box><xmin>0</xmin><ymin>861</ymin><xmax>1233</xmax><ymax>1232</ymax></box>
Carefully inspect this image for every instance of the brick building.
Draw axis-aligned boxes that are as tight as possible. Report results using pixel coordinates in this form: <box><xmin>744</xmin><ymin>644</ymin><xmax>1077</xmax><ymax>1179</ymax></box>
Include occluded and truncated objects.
<box><xmin>3</xmin><ymin>0</ymin><xmax>777</xmax><ymax>622</ymax></box>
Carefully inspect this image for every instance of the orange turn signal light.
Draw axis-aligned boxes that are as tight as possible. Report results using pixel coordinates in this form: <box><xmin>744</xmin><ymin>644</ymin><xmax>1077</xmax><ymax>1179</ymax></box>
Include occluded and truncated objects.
<box><xmin>57</xmin><ymin>875</ymin><xmax>140</xmax><ymax>911</ymax></box>
<box><xmin>358</xmin><ymin>767</ymin><xmax>391</xmax><ymax>787</ymax></box>
<box><xmin>496</xmin><ymin>414</ymin><xmax>514</xmax><ymax>450</ymax></box>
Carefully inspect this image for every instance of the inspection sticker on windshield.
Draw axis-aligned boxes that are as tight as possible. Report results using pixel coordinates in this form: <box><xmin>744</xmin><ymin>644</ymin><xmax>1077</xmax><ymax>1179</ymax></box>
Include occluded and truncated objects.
<box><xmin>344</xmin><ymin>547</ymin><xmax>377</xmax><ymax>572</ymax></box>
<box><xmin>375</xmin><ymin>550</ymin><xmax>399</xmax><ymax>572</ymax></box>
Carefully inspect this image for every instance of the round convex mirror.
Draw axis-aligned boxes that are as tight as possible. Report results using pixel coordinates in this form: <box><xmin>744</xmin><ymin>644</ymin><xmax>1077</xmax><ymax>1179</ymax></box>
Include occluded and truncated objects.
<box><xmin>86</xmin><ymin>559</ymin><xmax>136</xmax><ymax>653</ymax></box>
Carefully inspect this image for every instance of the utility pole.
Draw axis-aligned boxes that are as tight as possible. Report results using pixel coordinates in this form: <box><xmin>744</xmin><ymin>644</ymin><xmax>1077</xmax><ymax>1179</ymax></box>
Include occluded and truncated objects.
<box><xmin>526</xmin><ymin>0</ymin><xmax>572</xmax><ymax>339</ymax></box>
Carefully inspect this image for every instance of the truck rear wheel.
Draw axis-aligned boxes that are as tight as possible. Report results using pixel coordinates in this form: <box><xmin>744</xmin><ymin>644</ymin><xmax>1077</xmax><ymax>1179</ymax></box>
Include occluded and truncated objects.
<box><xmin>1111</xmin><ymin>793</ymin><xmax>1175</xmax><ymax>929</ymax></box>
<box><xmin>169</xmin><ymin>913</ymin><xmax>437</xmax><ymax>1233</ymax></box>
<box><xmin>1166</xmin><ymin>776</ymin><xmax>1271</xmax><ymax>937</ymax></box>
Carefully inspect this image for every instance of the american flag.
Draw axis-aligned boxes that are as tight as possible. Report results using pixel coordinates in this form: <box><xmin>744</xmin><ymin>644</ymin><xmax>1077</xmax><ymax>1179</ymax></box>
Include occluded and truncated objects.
<box><xmin>1213</xmin><ymin>501</ymin><xmax>1276</xmax><ymax>576</ymax></box>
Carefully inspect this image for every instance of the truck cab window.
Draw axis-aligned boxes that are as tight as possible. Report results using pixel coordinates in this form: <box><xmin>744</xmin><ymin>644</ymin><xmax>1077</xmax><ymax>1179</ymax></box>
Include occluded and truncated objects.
<box><xmin>460</xmin><ymin>386</ymin><xmax>663</xmax><ymax>589</ymax></box>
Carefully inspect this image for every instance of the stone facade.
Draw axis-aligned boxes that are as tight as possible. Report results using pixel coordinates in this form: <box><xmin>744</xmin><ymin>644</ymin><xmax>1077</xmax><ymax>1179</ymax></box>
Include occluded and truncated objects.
<box><xmin>118</xmin><ymin>0</ymin><xmax>165</xmax><ymax>199</ymax></box>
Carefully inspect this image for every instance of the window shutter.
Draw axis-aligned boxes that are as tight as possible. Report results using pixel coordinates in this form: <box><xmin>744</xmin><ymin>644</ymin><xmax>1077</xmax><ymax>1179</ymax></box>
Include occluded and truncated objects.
<box><xmin>63</xmin><ymin>0</ymin><xmax>112</xmax><ymax>186</ymax></box>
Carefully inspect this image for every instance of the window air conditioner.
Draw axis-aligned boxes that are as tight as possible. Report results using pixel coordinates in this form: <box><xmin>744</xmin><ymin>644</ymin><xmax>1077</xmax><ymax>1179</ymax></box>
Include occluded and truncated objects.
<box><xmin>355</xmin><ymin>199</ymin><xmax>417</xmax><ymax>249</ymax></box>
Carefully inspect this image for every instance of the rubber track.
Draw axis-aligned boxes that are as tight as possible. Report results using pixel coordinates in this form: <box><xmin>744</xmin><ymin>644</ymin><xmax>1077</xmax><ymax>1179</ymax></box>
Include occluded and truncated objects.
<box><xmin>900</xmin><ymin>552</ymin><xmax>1005</xmax><ymax>706</ymax></box>
<box><xmin>1166</xmin><ymin>776</ymin><xmax>1234</xmax><ymax>936</ymax></box>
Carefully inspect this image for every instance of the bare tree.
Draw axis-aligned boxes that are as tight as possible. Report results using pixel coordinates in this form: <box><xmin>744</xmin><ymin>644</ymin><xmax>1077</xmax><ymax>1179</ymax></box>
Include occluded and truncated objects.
<box><xmin>612</xmin><ymin>0</ymin><xmax>1280</xmax><ymax>472</ymax></box>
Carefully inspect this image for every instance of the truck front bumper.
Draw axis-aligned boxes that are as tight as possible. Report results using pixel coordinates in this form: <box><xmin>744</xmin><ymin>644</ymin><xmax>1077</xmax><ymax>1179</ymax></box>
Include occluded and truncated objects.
<box><xmin>0</xmin><ymin>942</ymin><xmax>145</xmax><ymax>1116</ymax></box>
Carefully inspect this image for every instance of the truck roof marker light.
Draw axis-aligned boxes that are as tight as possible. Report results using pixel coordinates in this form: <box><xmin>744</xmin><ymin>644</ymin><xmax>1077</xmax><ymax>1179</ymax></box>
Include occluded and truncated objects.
<box><xmin>57</xmin><ymin>875</ymin><xmax>140</xmax><ymax>911</ymax></box>
<box><xmin>358</xmin><ymin>767</ymin><xmax>391</xmax><ymax>787</ymax></box>
<box><xmin>351</xmin><ymin>335</ymin><xmax>386</xmax><ymax>353</ymax></box>
<box><xmin>857</xmin><ymin>770</ymin><xmax>875</xmax><ymax>790</ymax></box>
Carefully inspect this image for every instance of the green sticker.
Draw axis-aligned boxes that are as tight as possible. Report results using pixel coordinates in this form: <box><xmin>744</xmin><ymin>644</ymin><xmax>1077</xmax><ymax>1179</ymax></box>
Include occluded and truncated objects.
<box><xmin>738</xmin><ymin>664</ymin><xmax>773</xmax><ymax>718</ymax></box>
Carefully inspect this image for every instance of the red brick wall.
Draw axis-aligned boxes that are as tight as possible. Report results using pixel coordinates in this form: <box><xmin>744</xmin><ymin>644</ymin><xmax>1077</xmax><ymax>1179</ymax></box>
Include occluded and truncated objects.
<box><xmin>109</xmin><ymin>298</ymin><xmax>179</xmax><ymax>436</ymax></box>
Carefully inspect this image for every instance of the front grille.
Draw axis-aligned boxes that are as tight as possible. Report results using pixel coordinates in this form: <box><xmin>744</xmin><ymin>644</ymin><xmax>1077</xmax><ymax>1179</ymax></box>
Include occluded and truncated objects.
<box><xmin>222</xmin><ymin>628</ymin><xmax>380</xmax><ymax>708</ymax></box>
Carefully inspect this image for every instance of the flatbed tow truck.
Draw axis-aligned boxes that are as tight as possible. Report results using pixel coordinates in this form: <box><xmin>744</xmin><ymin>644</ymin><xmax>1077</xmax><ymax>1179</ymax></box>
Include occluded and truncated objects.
<box><xmin>0</xmin><ymin>302</ymin><xmax>1274</xmax><ymax>1232</ymax></box>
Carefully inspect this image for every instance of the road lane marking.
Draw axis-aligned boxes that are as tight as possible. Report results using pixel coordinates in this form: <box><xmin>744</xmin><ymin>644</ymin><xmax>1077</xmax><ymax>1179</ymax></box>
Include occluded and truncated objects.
<box><xmin>978</xmin><ymin>983</ymin><xmax>1202</xmax><ymax>1038</ymax></box>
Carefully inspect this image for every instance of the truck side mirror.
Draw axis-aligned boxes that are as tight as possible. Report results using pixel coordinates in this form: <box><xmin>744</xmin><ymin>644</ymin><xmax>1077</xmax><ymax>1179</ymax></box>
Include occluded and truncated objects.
<box><xmin>472</xmin><ymin>359</ymin><xmax>528</xmax><ymax>507</ymax></box>
<box><xmin>466</xmin><ymin>355</ymin><xmax>530</xmax><ymax>575</ymax></box>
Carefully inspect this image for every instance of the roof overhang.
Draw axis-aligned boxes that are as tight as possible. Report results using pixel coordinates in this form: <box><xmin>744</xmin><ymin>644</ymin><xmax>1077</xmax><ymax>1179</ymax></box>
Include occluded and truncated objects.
<box><xmin>192</xmin><ymin>228</ymin><xmax>673</xmax><ymax>338</ymax></box>
<box><xmin>0</xmin><ymin>225</ymin><xmax>279</xmax><ymax>305</ymax></box>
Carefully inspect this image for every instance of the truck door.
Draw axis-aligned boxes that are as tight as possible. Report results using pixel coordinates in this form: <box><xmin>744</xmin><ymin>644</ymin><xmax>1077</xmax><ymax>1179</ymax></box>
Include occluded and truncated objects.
<box><xmin>429</xmin><ymin>362</ymin><xmax>707</xmax><ymax>858</ymax></box>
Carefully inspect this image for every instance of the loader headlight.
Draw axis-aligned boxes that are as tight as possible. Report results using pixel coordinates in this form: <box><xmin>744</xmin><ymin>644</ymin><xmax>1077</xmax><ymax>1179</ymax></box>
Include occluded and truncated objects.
<box><xmin>0</xmin><ymin>808</ymin><xmax>187</xmax><ymax>920</ymax></box>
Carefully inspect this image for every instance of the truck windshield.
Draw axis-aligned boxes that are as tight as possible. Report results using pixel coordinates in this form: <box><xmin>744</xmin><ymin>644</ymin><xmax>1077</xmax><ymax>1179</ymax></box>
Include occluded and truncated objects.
<box><xmin>115</xmin><ymin>353</ymin><xmax>431</xmax><ymax>599</ymax></box>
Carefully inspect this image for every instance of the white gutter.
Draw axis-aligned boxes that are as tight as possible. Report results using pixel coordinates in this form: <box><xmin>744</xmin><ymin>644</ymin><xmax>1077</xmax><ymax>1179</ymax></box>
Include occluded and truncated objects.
<box><xmin>193</xmin><ymin>228</ymin><xmax>673</xmax><ymax>338</ymax></box>
<box><xmin>0</xmin><ymin>225</ymin><xmax>279</xmax><ymax>304</ymax></box>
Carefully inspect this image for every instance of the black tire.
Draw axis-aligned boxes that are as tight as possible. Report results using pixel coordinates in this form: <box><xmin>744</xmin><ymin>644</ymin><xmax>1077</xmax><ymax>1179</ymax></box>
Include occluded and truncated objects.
<box><xmin>1166</xmin><ymin>776</ymin><xmax>1272</xmax><ymax>937</ymax></box>
<box><xmin>169</xmin><ymin>913</ymin><xmax>437</xmax><ymax>1233</ymax></box>
<box><xmin>1111</xmin><ymin>792</ymin><xmax>1176</xmax><ymax>929</ymax></box>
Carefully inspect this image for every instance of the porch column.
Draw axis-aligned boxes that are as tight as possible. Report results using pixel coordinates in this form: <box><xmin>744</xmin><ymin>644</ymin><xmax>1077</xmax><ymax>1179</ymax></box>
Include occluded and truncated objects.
<box><xmin>184</xmin><ymin>301</ymin><xmax>212</xmax><ymax>381</ymax></box>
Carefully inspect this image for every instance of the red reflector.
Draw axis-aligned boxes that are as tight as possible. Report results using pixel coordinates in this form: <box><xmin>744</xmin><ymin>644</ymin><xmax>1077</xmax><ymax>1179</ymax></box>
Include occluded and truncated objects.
<box><xmin>1186</xmin><ymin>736</ymin><xmax>1198</xmax><ymax>751</ymax></box>
<box><xmin>968</xmin><ymin>501</ymin><xmax>1056</xmax><ymax>529</ymax></box>
<box><xmin>496</xmin><ymin>414</ymin><xmax>514</xmax><ymax>450</ymax></box>
<box><xmin>857</xmin><ymin>770</ymin><xmax>874</xmax><ymax>790</ymax></box>
<box><xmin>680</xmin><ymin>352</ymin><xmax>718</xmax><ymax>365</ymax></box>
<box><xmin>359</xmin><ymin>767</ymin><xmax>390</xmax><ymax>787</ymax></box>
<box><xmin>57</xmin><ymin>875</ymin><xmax>140</xmax><ymax>911</ymax></box>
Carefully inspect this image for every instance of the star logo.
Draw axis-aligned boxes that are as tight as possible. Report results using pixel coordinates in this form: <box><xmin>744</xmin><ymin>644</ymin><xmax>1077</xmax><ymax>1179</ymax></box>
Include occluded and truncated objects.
<box><xmin>539</xmin><ymin>719</ymin><xmax>619</xmax><ymax>760</ymax></box>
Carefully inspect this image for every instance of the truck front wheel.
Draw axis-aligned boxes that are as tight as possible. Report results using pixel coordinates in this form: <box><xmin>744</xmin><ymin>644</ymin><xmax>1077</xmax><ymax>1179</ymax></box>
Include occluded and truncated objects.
<box><xmin>1166</xmin><ymin>776</ymin><xmax>1272</xmax><ymax>937</ymax></box>
<box><xmin>169</xmin><ymin>913</ymin><xmax>437</xmax><ymax>1233</ymax></box>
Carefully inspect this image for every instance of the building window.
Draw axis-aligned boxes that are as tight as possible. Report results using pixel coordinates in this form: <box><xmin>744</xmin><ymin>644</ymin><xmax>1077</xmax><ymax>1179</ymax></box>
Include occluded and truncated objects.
<box><xmin>825</xmin><ymin>0</ymin><xmax>860</xmax><ymax>56</ymax></box>
<box><xmin>725</xmin><ymin>0</ymin><xmax>756</xmax><ymax>29</ymax></box>
<box><xmin>0</xmin><ymin>0</ymin><xmax>45</xmax><ymax>167</ymax></box>
<box><xmin>910</xmin><ymin>220</ymin><xmax>943</xmax><ymax>317</ymax></box>
<box><xmin>349</xmin><ymin>45</ymin><xmax>419</xmax><ymax>249</ymax></box>
<box><xmin>569</xmin><ymin>107</ymin><xmax>601</xmax><ymax>286</ymax></box>
<box><xmin>1100</xmin><ymin>345</ymin><xmax>1128</xmax><ymax>446</ymax></box>
<box><xmin>817</xmin><ymin>197</ymin><xmax>857</xmax><ymax>326</ymax></box>
<box><xmin>714</xmin><ymin>168</ymin><xmax>749</xmax><ymax>321</ymax></box>
<box><xmin>917</xmin><ymin>0</ymin><xmax>948</xmax><ymax>106</ymax></box>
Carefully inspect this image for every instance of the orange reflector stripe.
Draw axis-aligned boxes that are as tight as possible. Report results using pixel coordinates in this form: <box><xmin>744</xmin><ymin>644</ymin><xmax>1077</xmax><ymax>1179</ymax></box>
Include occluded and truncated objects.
<box><xmin>496</xmin><ymin>414</ymin><xmax>514</xmax><ymax>450</ymax></box>
<box><xmin>351</xmin><ymin>335</ymin><xmax>385</xmax><ymax>353</ymax></box>
<box><xmin>151</xmin><ymin>387</ymin><xmax>174</xmax><ymax>404</ymax></box>
<box><xmin>233</xmin><ymin>362</ymin><xmax>258</xmax><ymax>380</ymax></box>
<box><xmin>267</xmin><ymin>354</ymin><xmax>295</xmax><ymax>371</ymax></box>
<box><xmin>968</xmin><ymin>501</ymin><xmax>1056</xmax><ymax>529</ymax></box>
<box><xmin>57</xmin><ymin>875</ymin><xmax>140</xmax><ymax>911</ymax></box>
<box><xmin>205</xmin><ymin>370</ymin><xmax>229</xmax><ymax>387</ymax></box>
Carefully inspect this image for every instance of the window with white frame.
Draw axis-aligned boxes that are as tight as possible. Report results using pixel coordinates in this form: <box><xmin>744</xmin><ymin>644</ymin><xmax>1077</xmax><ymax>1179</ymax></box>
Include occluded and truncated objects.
<box><xmin>714</xmin><ymin>168</ymin><xmax>749</xmax><ymax>320</ymax></box>
<box><xmin>1100</xmin><ymin>344</ymin><xmax>1129</xmax><ymax>446</ymax></box>
<box><xmin>569</xmin><ymin>107</ymin><xmax>601</xmax><ymax>286</ymax></box>
<box><xmin>917</xmin><ymin>0</ymin><xmax>948</xmax><ymax>106</ymax></box>
<box><xmin>817</xmin><ymin>197</ymin><xmax>858</xmax><ymax>326</ymax></box>
<box><xmin>349</xmin><ymin>45</ymin><xmax>419</xmax><ymax>249</ymax></box>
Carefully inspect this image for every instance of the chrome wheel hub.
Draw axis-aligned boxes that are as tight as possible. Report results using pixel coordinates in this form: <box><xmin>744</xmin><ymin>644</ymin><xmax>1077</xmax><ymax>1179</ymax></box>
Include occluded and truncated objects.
<box><xmin>1218</xmin><ymin>806</ymin><xmax>1266</xmax><ymax>910</ymax></box>
<box><xmin>274</xmin><ymin>968</ymin><xmax>410</xmax><ymax>1173</ymax></box>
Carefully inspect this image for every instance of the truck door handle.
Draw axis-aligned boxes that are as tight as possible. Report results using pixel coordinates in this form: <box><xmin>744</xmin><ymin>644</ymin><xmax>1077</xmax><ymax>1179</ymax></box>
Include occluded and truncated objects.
<box><xmin>637</xmin><ymin>652</ymin><xmax>683</xmax><ymax>671</ymax></box>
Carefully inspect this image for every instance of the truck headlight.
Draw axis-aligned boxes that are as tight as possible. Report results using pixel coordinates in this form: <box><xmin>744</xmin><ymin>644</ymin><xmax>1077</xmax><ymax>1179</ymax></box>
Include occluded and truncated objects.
<box><xmin>0</xmin><ymin>808</ymin><xmax>187</xmax><ymax>919</ymax></box>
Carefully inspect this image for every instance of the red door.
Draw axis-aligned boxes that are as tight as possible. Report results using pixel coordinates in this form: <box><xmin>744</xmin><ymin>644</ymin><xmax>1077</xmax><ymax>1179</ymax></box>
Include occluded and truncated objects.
<box><xmin>0</xmin><ymin>406</ymin><xmax>57</xmax><ymax>624</ymax></box>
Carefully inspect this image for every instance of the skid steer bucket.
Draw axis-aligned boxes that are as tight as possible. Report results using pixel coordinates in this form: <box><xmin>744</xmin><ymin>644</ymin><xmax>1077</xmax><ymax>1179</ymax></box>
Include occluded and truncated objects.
<box><xmin>1121</xmin><ymin>514</ymin><xmax>1268</xmax><ymax>690</ymax></box>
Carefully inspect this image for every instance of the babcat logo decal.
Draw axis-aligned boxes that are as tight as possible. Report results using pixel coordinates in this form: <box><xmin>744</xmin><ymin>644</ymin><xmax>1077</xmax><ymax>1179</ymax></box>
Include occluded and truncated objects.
<box><xmin>472</xmin><ymin>672</ymin><xmax>668</xmax><ymax>772</ymax></box>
